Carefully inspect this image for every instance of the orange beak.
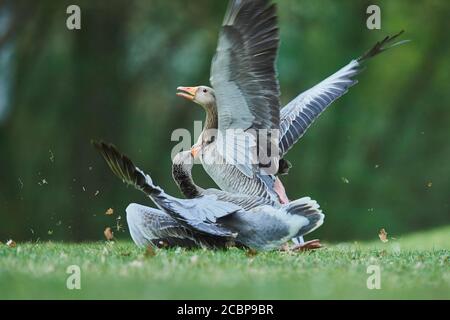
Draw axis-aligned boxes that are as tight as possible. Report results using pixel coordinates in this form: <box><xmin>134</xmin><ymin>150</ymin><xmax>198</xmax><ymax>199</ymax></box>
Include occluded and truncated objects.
<box><xmin>190</xmin><ymin>144</ymin><xmax>201</xmax><ymax>158</ymax></box>
<box><xmin>176</xmin><ymin>86</ymin><xmax>198</xmax><ymax>101</ymax></box>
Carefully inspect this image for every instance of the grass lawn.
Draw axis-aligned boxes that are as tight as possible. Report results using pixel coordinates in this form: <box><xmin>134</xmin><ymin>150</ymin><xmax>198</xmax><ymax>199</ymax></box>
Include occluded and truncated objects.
<box><xmin>0</xmin><ymin>226</ymin><xmax>449</xmax><ymax>299</ymax></box>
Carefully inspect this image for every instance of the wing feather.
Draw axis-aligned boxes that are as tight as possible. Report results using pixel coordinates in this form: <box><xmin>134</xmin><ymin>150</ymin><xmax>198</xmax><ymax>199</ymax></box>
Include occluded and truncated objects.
<box><xmin>211</xmin><ymin>0</ymin><xmax>281</xmax><ymax>177</ymax></box>
<box><xmin>279</xmin><ymin>31</ymin><xmax>407</xmax><ymax>157</ymax></box>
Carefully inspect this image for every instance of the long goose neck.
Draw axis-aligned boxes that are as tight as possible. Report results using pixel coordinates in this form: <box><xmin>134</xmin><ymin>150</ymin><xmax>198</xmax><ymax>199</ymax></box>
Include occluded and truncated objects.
<box><xmin>203</xmin><ymin>102</ymin><xmax>218</xmax><ymax>130</ymax></box>
<box><xmin>172</xmin><ymin>163</ymin><xmax>202</xmax><ymax>198</ymax></box>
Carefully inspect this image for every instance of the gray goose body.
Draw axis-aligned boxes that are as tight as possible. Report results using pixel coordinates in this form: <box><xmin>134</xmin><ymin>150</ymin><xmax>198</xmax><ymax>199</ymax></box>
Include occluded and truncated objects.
<box><xmin>95</xmin><ymin>142</ymin><xmax>324</xmax><ymax>251</ymax></box>
<box><xmin>199</xmin><ymin>146</ymin><xmax>280</xmax><ymax>203</ymax></box>
<box><xmin>171</xmin><ymin>150</ymin><xmax>324</xmax><ymax>250</ymax></box>
<box><xmin>176</xmin><ymin>0</ymin><xmax>283</xmax><ymax>203</ymax></box>
<box><xmin>172</xmin><ymin>151</ymin><xmax>279</xmax><ymax>211</ymax></box>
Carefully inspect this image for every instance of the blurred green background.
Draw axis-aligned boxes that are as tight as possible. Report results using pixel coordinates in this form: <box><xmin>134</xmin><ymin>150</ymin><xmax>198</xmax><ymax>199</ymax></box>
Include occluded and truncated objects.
<box><xmin>0</xmin><ymin>0</ymin><xmax>449</xmax><ymax>243</ymax></box>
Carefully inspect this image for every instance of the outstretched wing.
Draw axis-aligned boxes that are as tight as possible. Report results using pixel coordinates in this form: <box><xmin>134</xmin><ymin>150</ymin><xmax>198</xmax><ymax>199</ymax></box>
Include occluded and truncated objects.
<box><xmin>279</xmin><ymin>31</ymin><xmax>407</xmax><ymax>157</ymax></box>
<box><xmin>93</xmin><ymin>141</ymin><xmax>239</xmax><ymax>238</ymax></box>
<box><xmin>279</xmin><ymin>60</ymin><xmax>360</xmax><ymax>156</ymax></box>
<box><xmin>210</xmin><ymin>0</ymin><xmax>281</xmax><ymax>176</ymax></box>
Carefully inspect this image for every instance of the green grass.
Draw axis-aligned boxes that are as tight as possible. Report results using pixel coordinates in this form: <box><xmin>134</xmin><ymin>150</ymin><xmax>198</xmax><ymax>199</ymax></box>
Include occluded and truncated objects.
<box><xmin>1</xmin><ymin>226</ymin><xmax>449</xmax><ymax>299</ymax></box>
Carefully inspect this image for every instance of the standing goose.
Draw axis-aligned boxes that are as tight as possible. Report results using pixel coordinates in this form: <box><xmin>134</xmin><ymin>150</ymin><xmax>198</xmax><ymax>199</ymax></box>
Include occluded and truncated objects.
<box><xmin>94</xmin><ymin>141</ymin><xmax>324</xmax><ymax>251</ymax></box>
<box><xmin>177</xmin><ymin>0</ymin><xmax>284</xmax><ymax>204</ymax></box>
<box><xmin>176</xmin><ymin>0</ymin><xmax>406</xmax><ymax>205</ymax></box>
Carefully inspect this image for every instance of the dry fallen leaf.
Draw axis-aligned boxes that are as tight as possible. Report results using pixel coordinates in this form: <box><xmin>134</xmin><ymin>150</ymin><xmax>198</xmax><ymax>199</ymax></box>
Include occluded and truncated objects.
<box><xmin>104</xmin><ymin>227</ymin><xmax>114</xmax><ymax>241</ymax></box>
<box><xmin>145</xmin><ymin>245</ymin><xmax>156</xmax><ymax>257</ymax></box>
<box><xmin>378</xmin><ymin>228</ymin><xmax>388</xmax><ymax>243</ymax></box>
<box><xmin>6</xmin><ymin>239</ymin><xmax>17</xmax><ymax>248</ymax></box>
<box><xmin>105</xmin><ymin>208</ymin><xmax>114</xmax><ymax>215</ymax></box>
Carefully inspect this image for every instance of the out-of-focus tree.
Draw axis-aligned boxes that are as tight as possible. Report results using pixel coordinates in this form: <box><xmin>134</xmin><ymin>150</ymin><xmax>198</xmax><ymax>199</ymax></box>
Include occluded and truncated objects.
<box><xmin>0</xmin><ymin>0</ymin><xmax>449</xmax><ymax>242</ymax></box>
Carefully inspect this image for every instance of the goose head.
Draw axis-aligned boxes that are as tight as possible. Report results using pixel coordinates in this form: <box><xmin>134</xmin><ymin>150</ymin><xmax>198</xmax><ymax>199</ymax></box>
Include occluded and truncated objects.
<box><xmin>176</xmin><ymin>85</ymin><xmax>219</xmax><ymax>157</ymax></box>
<box><xmin>176</xmin><ymin>86</ymin><xmax>218</xmax><ymax>130</ymax></box>
<box><xmin>176</xmin><ymin>85</ymin><xmax>216</xmax><ymax>108</ymax></box>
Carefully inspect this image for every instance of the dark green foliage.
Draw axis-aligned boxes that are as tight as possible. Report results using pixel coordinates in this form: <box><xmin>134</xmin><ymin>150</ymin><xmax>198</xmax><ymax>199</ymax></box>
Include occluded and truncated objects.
<box><xmin>0</xmin><ymin>0</ymin><xmax>449</xmax><ymax>242</ymax></box>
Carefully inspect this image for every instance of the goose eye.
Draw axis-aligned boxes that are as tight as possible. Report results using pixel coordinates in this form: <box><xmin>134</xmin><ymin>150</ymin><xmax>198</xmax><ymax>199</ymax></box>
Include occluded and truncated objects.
<box><xmin>202</xmin><ymin>89</ymin><xmax>207</xmax><ymax>93</ymax></box>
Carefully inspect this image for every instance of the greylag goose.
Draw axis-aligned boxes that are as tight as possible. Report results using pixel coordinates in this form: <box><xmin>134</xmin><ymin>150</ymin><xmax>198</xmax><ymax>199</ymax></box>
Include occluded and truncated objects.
<box><xmin>176</xmin><ymin>0</ymin><xmax>284</xmax><ymax>204</ymax></box>
<box><xmin>176</xmin><ymin>0</ymin><xmax>406</xmax><ymax>205</ymax></box>
<box><xmin>94</xmin><ymin>141</ymin><xmax>324</xmax><ymax>251</ymax></box>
